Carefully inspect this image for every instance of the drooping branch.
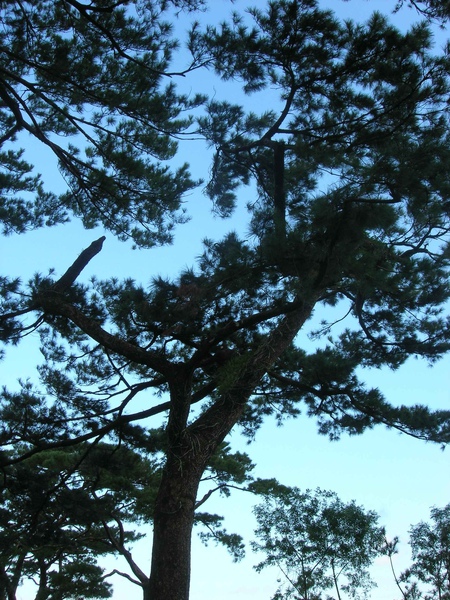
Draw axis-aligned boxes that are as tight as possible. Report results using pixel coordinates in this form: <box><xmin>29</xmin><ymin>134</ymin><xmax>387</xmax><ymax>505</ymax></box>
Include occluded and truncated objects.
<box><xmin>64</xmin><ymin>0</ymin><xmax>205</xmax><ymax>78</ymax></box>
<box><xmin>100</xmin><ymin>516</ymin><xmax>149</xmax><ymax>585</ymax></box>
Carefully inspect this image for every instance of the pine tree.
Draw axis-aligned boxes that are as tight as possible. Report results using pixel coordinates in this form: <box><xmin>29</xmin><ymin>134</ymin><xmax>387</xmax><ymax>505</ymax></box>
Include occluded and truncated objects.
<box><xmin>1</xmin><ymin>1</ymin><xmax>450</xmax><ymax>599</ymax></box>
<box><xmin>0</xmin><ymin>443</ymin><xmax>157</xmax><ymax>600</ymax></box>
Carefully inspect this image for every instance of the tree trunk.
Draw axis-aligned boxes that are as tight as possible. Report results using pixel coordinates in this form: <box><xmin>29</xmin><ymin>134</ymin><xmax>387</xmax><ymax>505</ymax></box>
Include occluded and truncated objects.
<box><xmin>144</xmin><ymin>452</ymin><xmax>203</xmax><ymax>600</ymax></box>
<box><xmin>0</xmin><ymin>566</ymin><xmax>16</xmax><ymax>600</ymax></box>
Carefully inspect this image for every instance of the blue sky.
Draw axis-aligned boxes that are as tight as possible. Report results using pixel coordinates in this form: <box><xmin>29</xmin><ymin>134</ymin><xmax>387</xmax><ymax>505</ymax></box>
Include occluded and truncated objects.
<box><xmin>1</xmin><ymin>0</ymin><xmax>450</xmax><ymax>598</ymax></box>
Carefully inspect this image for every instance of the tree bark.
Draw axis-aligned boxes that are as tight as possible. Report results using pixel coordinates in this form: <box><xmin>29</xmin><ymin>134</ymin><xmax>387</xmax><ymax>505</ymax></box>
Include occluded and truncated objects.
<box><xmin>52</xmin><ymin>236</ymin><xmax>106</xmax><ymax>292</ymax></box>
<box><xmin>144</xmin><ymin>452</ymin><xmax>203</xmax><ymax>600</ymax></box>
<box><xmin>144</xmin><ymin>365</ymin><xmax>207</xmax><ymax>600</ymax></box>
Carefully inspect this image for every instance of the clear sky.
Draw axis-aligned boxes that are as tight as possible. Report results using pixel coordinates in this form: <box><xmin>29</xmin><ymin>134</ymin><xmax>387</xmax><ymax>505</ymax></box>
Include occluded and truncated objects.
<box><xmin>1</xmin><ymin>1</ymin><xmax>450</xmax><ymax>599</ymax></box>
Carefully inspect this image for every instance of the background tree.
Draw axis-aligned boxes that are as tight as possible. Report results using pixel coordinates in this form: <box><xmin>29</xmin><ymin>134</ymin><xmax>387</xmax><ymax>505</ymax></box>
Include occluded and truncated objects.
<box><xmin>252</xmin><ymin>486</ymin><xmax>385</xmax><ymax>600</ymax></box>
<box><xmin>385</xmin><ymin>503</ymin><xmax>450</xmax><ymax>600</ymax></box>
<box><xmin>1</xmin><ymin>1</ymin><xmax>450</xmax><ymax>600</ymax></box>
<box><xmin>0</xmin><ymin>442</ymin><xmax>160</xmax><ymax>600</ymax></box>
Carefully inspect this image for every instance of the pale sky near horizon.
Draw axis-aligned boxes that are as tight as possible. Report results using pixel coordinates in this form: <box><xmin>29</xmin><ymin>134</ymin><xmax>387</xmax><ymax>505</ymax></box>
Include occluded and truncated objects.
<box><xmin>2</xmin><ymin>1</ymin><xmax>450</xmax><ymax>599</ymax></box>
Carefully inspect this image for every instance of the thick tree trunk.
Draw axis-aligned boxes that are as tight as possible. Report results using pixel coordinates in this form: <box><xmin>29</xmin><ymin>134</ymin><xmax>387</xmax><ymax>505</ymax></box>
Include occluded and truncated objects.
<box><xmin>144</xmin><ymin>368</ymin><xmax>203</xmax><ymax>600</ymax></box>
<box><xmin>144</xmin><ymin>455</ymin><xmax>202</xmax><ymax>600</ymax></box>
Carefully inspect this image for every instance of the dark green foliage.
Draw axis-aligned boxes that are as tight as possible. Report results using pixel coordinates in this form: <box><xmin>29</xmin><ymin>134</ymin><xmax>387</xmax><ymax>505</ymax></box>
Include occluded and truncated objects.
<box><xmin>0</xmin><ymin>443</ymin><xmax>158</xmax><ymax>599</ymax></box>
<box><xmin>252</xmin><ymin>486</ymin><xmax>385</xmax><ymax>600</ymax></box>
<box><xmin>0</xmin><ymin>0</ymin><xmax>205</xmax><ymax>244</ymax></box>
<box><xmin>398</xmin><ymin>503</ymin><xmax>450</xmax><ymax>599</ymax></box>
<box><xmin>1</xmin><ymin>1</ymin><xmax>450</xmax><ymax>598</ymax></box>
<box><xmin>194</xmin><ymin>442</ymin><xmax>255</xmax><ymax>561</ymax></box>
<box><xmin>195</xmin><ymin>513</ymin><xmax>246</xmax><ymax>562</ymax></box>
<box><xmin>394</xmin><ymin>0</ymin><xmax>450</xmax><ymax>23</ymax></box>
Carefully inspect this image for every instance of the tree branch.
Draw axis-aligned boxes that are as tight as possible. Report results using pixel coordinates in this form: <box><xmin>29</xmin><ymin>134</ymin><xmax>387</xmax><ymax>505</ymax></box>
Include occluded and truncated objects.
<box><xmin>35</xmin><ymin>295</ymin><xmax>173</xmax><ymax>376</ymax></box>
<box><xmin>100</xmin><ymin>517</ymin><xmax>149</xmax><ymax>585</ymax></box>
<box><xmin>102</xmin><ymin>568</ymin><xmax>142</xmax><ymax>586</ymax></box>
<box><xmin>53</xmin><ymin>236</ymin><xmax>105</xmax><ymax>292</ymax></box>
<box><xmin>1</xmin><ymin>236</ymin><xmax>105</xmax><ymax>328</ymax></box>
<box><xmin>187</xmin><ymin>298</ymin><xmax>317</xmax><ymax>448</ymax></box>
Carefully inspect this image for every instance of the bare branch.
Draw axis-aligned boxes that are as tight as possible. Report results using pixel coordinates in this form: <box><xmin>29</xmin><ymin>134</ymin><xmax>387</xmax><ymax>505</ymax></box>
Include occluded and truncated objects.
<box><xmin>53</xmin><ymin>236</ymin><xmax>106</xmax><ymax>292</ymax></box>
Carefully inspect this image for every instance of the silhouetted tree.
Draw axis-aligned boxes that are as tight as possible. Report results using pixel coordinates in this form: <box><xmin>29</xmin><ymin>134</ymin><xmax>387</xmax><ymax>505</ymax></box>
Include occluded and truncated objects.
<box><xmin>1</xmin><ymin>2</ymin><xmax>450</xmax><ymax>599</ymax></box>
<box><xmin>0</xmin><ymin>443</ymin><xmax>157</xmax><ymax>599</ymax></box>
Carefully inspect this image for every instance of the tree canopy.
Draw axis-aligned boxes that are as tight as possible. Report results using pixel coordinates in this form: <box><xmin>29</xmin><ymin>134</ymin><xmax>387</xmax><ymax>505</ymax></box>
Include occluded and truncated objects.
<box><xmin>1</xmin><ymin>1</ymin><xmax>450</xmax><ymax>599</ymax></box>
<box><xmin>252</xmin><ymin>486</ymin><xmax>385</xmax><ymax>600</ymax></box>
<box><xmin>0</xmin><ymin>0</ymin><xmax>206</xmax><ymax>245</ymax></box>
<box><xmin>385</xmin><ymin>503</ymin><xmax>450</xmax><ymax>600</ymax></box>
<box><xmin>0</xmin><ymin>443</ymin><xmax>156</xmax><ymax>600</ymax></box>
